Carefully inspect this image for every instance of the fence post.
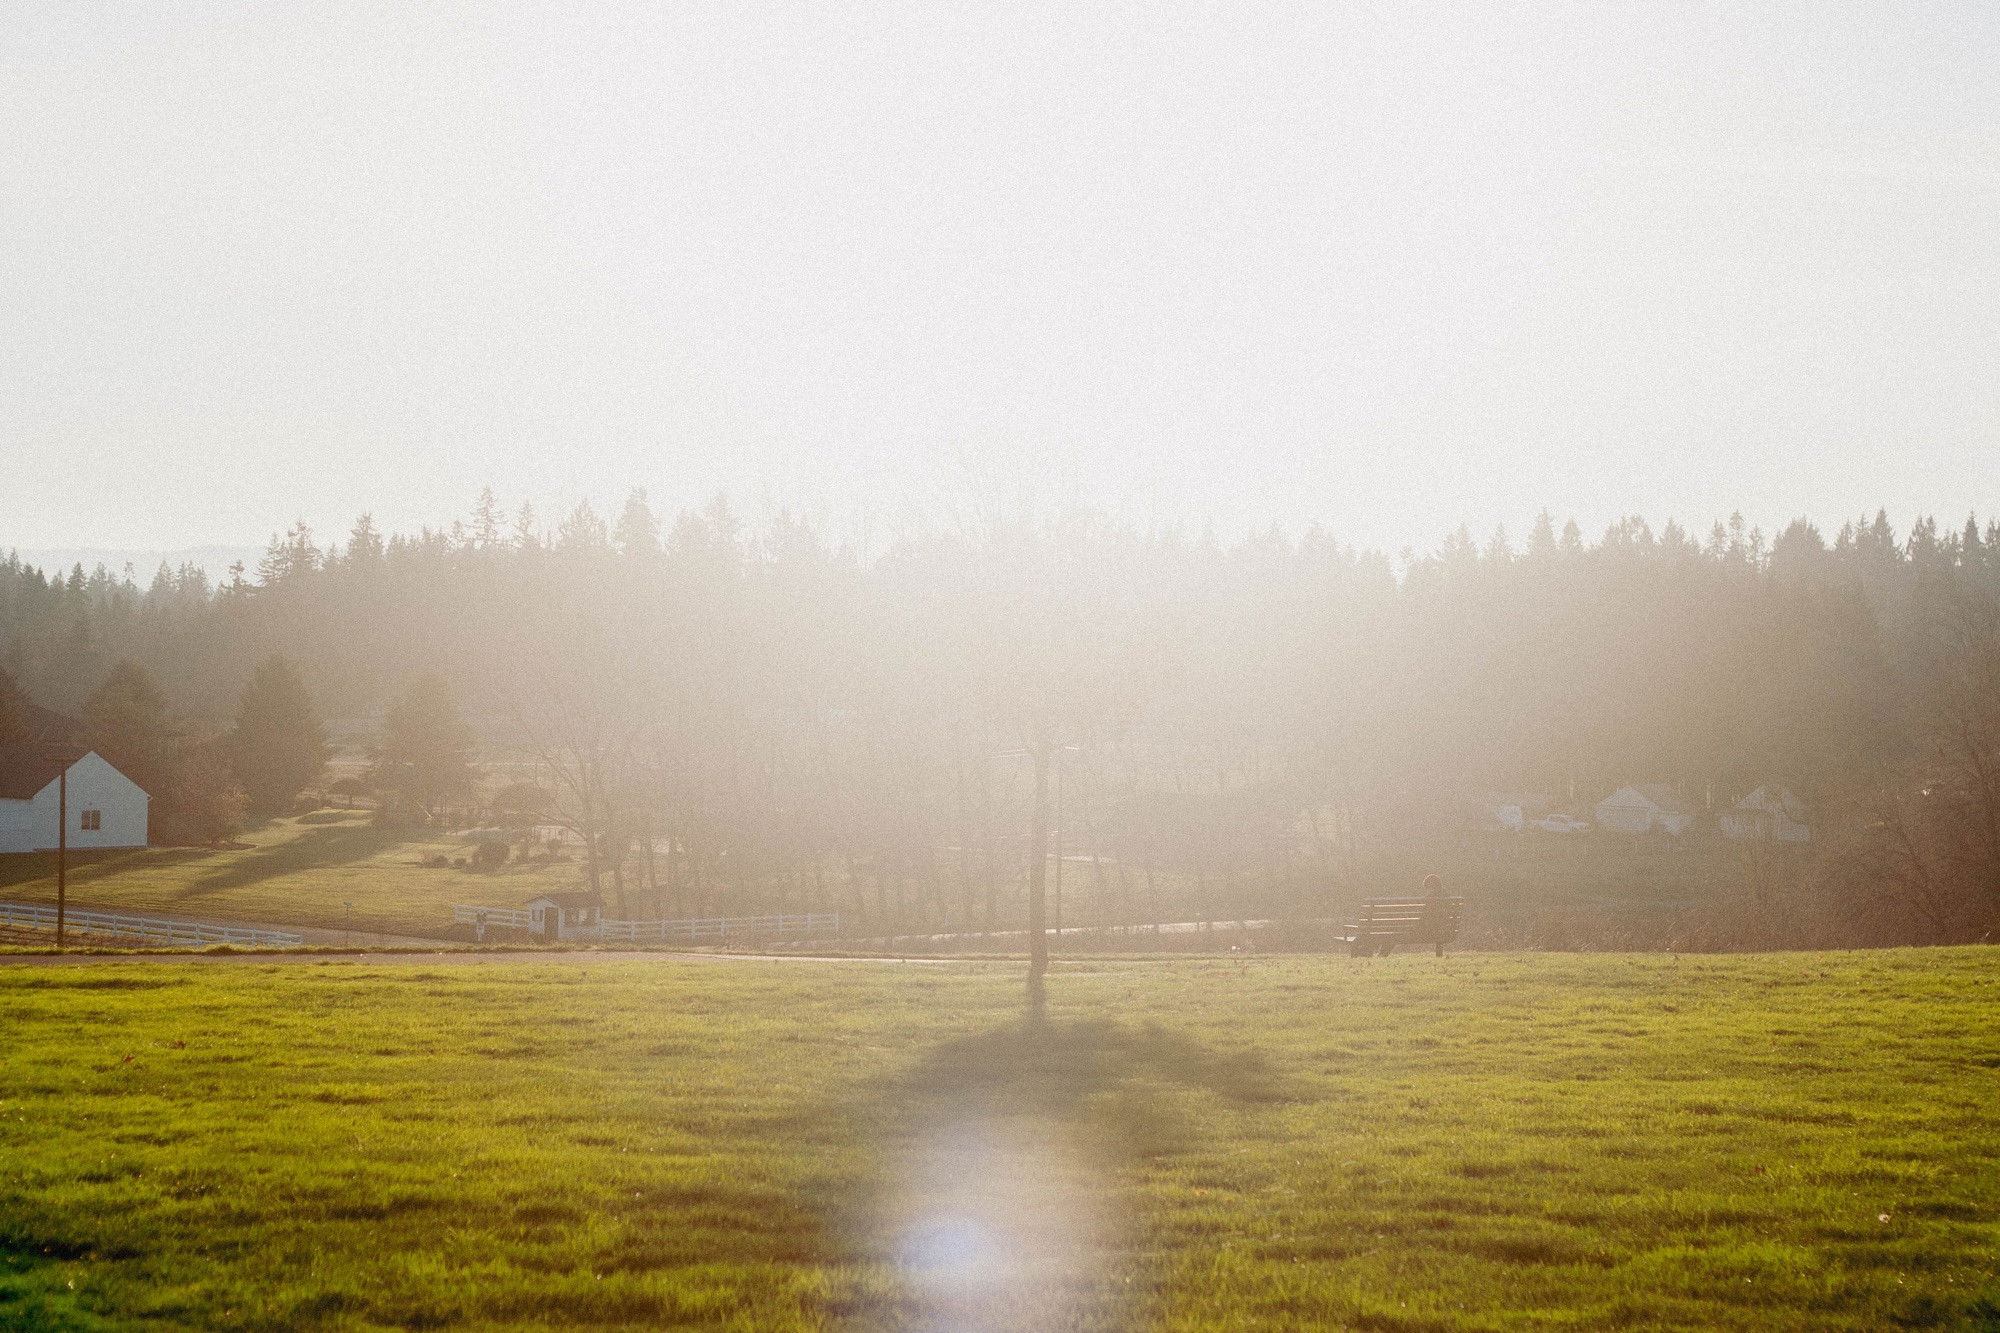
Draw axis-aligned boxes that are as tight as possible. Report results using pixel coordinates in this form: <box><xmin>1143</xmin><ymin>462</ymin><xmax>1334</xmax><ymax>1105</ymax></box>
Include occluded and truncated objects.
<box><xmin>56</xmin><ymin>769</ymin><xmax>67</xmax><ymax>949</ymax></box>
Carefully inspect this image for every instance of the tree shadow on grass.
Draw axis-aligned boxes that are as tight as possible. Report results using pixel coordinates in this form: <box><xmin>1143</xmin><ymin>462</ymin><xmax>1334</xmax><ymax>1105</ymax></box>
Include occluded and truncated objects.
<box><xmin>0</xmin><ymin>848</ymin><xmax>210</xmax><ymax>895</ymax></box>
<box><xmin>182</xmin><ymin>823</ymin><xmax>402</xmax><ymax>896</ymax></box>
<box><xmin>832</xmin><ymin>1020</ymin><xmax>1290</xmax><ymax>1333</ymax></box>
<box><xmin>884</xmin><ymin>1018</ymin><xmax>1289</xmax><ymax>1138</ymax></box>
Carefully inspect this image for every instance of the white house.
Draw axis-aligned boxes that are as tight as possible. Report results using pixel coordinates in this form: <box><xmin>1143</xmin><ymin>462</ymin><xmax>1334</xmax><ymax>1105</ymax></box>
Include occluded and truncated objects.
<box><xmin>1719</xmin><ymin>786</ymin><xmax>1811</xmax><ymax>843</ymax></box>
<box><xmin>1594</xmin><ymin>784</ymin><xmax>1699</xmax><ymax>836</ymax></box>
<box><xmin>0</xmin><ymin>746</ymin><xmax>150</xmax><ymax>854</ymax></box>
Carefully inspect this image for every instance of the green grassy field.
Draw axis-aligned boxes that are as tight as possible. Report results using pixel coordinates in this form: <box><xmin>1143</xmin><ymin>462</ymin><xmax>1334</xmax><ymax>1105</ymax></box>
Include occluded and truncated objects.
<box><xmin>0</xmin><ymin>813</ymin><xmax>573</xmax><ymax>938</ymax></box>
<box><xmin>2</xmin><ymin>949</ymin><xmax>1997</xmax><ymax>1331</ymax></box>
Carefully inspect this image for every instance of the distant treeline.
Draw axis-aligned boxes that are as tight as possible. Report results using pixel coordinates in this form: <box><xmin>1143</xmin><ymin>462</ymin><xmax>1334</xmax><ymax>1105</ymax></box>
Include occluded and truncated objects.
<box><xmin>3</xmin><ymin>493</ymin><xmax>1996</xmax><ymax>945</ymax></box>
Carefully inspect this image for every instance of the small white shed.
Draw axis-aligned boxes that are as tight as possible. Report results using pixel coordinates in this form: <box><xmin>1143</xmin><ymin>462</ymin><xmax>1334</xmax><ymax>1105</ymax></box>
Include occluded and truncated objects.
<box><xmin>523</xmin><ymin>891</ymin><xmax>604</xmax><ymax>940</ymax></box>
<box><xmin>0</xmin><ymin>746</ymin><xmax>150</xmax><ymax>854</ymax></box>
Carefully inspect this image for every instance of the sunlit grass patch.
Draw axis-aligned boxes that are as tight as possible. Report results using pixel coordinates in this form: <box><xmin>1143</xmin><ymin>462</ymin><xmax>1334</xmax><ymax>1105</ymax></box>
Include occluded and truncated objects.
<box><xmin>0</xmin><ymin>812</ymin><xmax>578</xmax><ymax>937</ymax></box>
<box><xmin>0</xmin><ymin>949</ymin><xmax>1995</xmax><ymax>1329</ymax></box>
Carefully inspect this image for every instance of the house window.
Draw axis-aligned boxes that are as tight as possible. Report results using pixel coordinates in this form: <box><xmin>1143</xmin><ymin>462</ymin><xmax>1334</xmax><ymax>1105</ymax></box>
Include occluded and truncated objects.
<box><xmin>80</xmin><ymin>809</ymin><xmax>102</xmax><ymax>831</ymax></box>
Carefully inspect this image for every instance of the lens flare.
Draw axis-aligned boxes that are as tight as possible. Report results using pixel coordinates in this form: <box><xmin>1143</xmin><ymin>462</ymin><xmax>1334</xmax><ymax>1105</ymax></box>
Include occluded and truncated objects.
<box><xmin>880</xmin><ymin>1113</ymin><xmax>1128</xmax><ymax>1332</ymax></box>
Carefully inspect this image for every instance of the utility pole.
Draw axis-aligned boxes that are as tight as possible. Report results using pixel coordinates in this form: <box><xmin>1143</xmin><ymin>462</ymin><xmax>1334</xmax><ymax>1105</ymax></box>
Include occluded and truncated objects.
<box><xmin>56</xmin><ymin>767</ymin><xmax>67</xmax><ymax>949</ymax></box>
<box><xmin>1025</xmin><ymin>739</ymin><xmax>1049</xmax><ymax>1022</ymax></box>
<box><xmin>1051</xmin><ymin>753</ymin><xmax>1063</xmax><ymax>944</ymax></box>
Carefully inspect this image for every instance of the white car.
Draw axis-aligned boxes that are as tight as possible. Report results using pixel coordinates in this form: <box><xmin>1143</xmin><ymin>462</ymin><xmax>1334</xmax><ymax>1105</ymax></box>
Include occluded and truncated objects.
<box><xmin>1532</xmin><ymin>813</ymin><xmax>1591</xmax><ymax>833</ymax></box>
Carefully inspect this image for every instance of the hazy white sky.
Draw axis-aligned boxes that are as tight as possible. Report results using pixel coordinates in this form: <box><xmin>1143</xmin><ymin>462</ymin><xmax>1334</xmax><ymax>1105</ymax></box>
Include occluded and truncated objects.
<box><xmin>5</xmin><ymin>2</ymin><xmax>1997</xmax><ymax>554</ymax></box>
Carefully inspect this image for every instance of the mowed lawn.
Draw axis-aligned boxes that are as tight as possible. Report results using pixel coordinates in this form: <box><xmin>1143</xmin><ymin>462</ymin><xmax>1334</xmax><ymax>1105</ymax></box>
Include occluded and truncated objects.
<box><xmin>2</xmin><ymin>950</ymin><xmax>1997</xmax><ymax>1331</ymax></box>
<box><xmin>0</xmin><ymin>813</ymin><xmax>573</xmax><ymax>938</ymax></box>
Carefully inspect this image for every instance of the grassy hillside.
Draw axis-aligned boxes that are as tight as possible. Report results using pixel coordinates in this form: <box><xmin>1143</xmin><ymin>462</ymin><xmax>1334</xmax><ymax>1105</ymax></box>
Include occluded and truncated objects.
<box><xmin>3</xmin><ymin>949</ymin><xmax>1996</xmax><ymax>1330</ymax></box>
<box><xmin>0</xmin><ymin>812</ymin><xmax>577</xmax><ymax>938</ymax></box>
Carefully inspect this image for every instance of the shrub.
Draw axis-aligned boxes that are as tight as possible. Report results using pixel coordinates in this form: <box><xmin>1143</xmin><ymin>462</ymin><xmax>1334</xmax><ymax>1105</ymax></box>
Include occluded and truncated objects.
<box><xmin>328</xmin><ymin>777</ymin><xmax>371</xmax><ymax>808</ymax></box>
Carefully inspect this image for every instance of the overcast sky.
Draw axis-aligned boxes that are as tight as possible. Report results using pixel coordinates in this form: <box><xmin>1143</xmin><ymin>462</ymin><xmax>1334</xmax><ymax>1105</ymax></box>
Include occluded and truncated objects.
<box><xmin>5</xmin><ymin>2</ymin><xmax>1997</xmax><ymax>555</ymax></box>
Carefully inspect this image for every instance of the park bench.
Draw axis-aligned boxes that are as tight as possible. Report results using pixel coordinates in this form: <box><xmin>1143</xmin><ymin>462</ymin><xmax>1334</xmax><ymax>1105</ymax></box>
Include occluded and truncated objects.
<box><xmin>1345</xmin><ymin>897</ymin><xmax>1463</xmax><ymax>957</ymax></box>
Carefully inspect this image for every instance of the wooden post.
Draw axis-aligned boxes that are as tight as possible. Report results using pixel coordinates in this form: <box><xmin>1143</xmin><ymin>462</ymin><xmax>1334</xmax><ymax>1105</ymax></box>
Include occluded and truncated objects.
<box><xmin>56</xmin><ymin>767</ymin><xmax>67</xmax><ymax>949</ymax></box>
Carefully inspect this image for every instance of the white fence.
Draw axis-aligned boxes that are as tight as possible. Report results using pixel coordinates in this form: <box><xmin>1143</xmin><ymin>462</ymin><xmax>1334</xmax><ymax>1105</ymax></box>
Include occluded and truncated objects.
<box><xmin>0</xmin><ymin>901</ymin><xmax>303</xmax><ymax>948</ymax></box>
<box><xmin>586</xmin><ymin>913</ymin><xmax>840</xmax><ymax>943</ymax></box>
<box><xmin>453</xmin><ymin>903</ymin><xmax>839</xmax><ymax>943</ymax></box>
<box><xmin>452</xmin><ymin>904</ymin><xmax>538</xmax><ymax>933</ymax></box>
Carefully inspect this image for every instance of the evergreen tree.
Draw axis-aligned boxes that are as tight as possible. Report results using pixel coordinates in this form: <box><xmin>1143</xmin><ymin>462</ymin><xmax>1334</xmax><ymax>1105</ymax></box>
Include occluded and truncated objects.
<box><xmin>615</xmin><ymin>488</ymin><xmax>661</xmax><ymax>557</ymax></box>
<box><xmin>82</xmin><ymin>661</ymin><xmax>176</xmax><ymax>793</ymax></box>
<box><xmin>345</xmin><ymin>514</ymin><xmax>385</xmax><ymax>564</ymax></box>
<box><xmin>512</xmin><ymin>502</ymin><xmax>540</xmax><ymax>550</ymax></box>
<box><xmin>471</xmin><ymin>487</ymin><xmax>505</xmax><ymax>549</ymax></box>
<box><xmin>1526</xmin><ymin>510</ymin><xmax>1558</xmax><ymax>561</ymax></box>
<box><xmin>555</xmin><ymin>500</ymin><xmax>610</xmax><ymax>553</ymax></box>
<box><xmin>369</xmin><ymin>673</ymin><xmax>475</xmax><ymax>818</ymax></box>
<box><xmin>229</xmin><ymin>654</ymin><xmax>331</xmax><ymax>815</ymax></box>
<box><xmin>257</xmin><ymin>522</ymin><xmax>320</xmax><ymax>585</ymax></box>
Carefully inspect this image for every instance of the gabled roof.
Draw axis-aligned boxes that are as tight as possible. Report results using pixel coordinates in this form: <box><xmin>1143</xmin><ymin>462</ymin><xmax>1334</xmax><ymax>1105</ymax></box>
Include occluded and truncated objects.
<box><xmin>1736</xmin><ymin>785</ymin><xmax>1805</xmax><ymax>815</ymax></box>
<box><xmin>16</xmin><ymin>704</ymin><xmax>84</xmax><ymax>745</ymax></box>
<box><xmin>1600</xmin><ymin>784</ymin><xmax>1699</xmax><ymax>816</ymax></box>
<box><xmin>526</xmin><ymin>890</ymin><xmax>603</xmax><ymax>910</ymax></box>
<box><xmin>1633</xmin><ymin>784</ymin><xmax>1697</xmax><ymax>815</ymax></box>
<box><xmin>0</xmin><ymin>744</ymin><xmax>88</xmax><ymax>801</ymax></box>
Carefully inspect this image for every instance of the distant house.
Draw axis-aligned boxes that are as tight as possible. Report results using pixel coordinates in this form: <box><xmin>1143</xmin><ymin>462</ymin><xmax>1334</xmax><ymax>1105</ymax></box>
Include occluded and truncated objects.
<box><xmin>1594</xmin><ymin>784</ymin><xmax>1699</xmax><ymax>836</ymax></box>
<box><xmin>0</xmin><ymin>745</ymin><xmax>150</xmax><ymax>854</ymax></box>
<box><xmin>1719</xmin><ymin>786</ymin><xmax>1811</xmax><ymax>843</ymax></box>
<box><xmin>1479</xmin><ymin>793</ymin><xmax>1552</xmax><ymax>832</ymax></box>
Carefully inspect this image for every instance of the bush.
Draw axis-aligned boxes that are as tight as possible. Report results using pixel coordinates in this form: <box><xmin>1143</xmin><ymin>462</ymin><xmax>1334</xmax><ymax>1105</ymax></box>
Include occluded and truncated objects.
<box><xmin>470</xmin><ymin>840</ymin><xmax>508</xmax><ymax>871</ymax></box>
<box><xmin>328</xmin><ymin>777</ymin><xmax>371</xmax><ymax>808</ymax></box>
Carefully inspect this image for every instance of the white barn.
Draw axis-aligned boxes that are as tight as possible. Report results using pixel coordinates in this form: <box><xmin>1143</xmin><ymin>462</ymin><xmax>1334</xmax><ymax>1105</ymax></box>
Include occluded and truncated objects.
<box><xmin>1719</xmin><ymin>786</ymin><xmax>1811</xmax><ymax>842</ymax></box>
<box><xmin>0</xmin><ymin>746</ymin><xmax>150</xmax><ymax>854</ymax></box>
<box><xmin>1594</xmin><ymin>784</ymin><xmax>1699</xmax><ymax>836</ymax></box>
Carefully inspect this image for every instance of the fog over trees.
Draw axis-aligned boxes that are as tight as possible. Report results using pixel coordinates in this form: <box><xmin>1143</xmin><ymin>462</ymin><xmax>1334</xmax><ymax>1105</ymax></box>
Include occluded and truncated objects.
<box><xmin>4</xmin><ymin>493</ymin><xmax>1997</xmax><ymax>946</ymax></box>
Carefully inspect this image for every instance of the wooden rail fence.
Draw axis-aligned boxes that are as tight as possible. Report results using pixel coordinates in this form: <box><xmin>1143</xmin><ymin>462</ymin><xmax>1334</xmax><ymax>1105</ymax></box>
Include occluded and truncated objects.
<box><xmin>452</xmin><ymin>904</ymin><xmax>839</xmax><ymax>943</ymax></box>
